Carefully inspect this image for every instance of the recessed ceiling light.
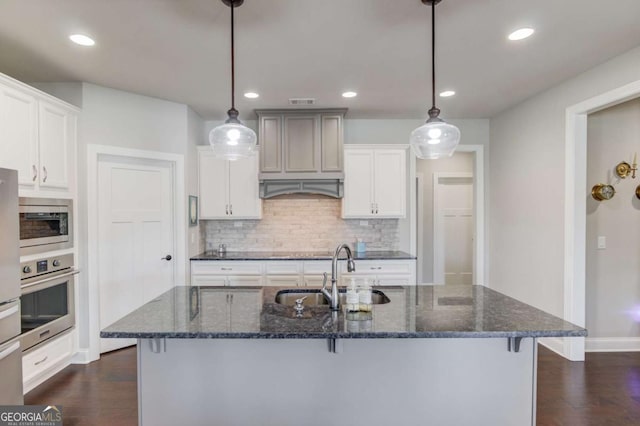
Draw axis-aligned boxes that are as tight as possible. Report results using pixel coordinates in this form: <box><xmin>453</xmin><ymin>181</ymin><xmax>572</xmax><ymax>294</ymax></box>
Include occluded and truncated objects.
<box><xmin>508</xmin><ymin>28</ymin><xmax>534</xmax><ymax>41</ymax></box>
<box><xmin>69</xmin><ymin>34</ymin><xmax>95</xmax><ymax>46</ymax></box>
<box><xmin>342</xmin><ymin>91</ymin><xmax>357</xmax><ymax>98</ymax></box>
<box><xmin>244</xmin><ymin>92</ymin><xmax>259</xmax><ymax>99</ymax></box>
<box><xmin>439</xmin><ymin>90</ymin><xmax>455</xmax><ymax>97</ymax></box>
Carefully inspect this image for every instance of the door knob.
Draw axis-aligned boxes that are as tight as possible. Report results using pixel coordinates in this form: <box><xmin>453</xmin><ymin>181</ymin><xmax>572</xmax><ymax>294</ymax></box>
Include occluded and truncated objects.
<box><xmin>161</xmin><ymin>255</ymin><xmax>172</xmax><ymax>261</ymax></box>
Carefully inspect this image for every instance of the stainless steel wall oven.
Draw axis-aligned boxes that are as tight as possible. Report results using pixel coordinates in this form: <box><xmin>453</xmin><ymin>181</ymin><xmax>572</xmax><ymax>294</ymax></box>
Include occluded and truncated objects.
<box><xmin>20</xmin><ymin>254</ymin><xmax>76</xmax><ymax>351</ymax></box>
<box><xmin>19</xmin><ymin>197</ymin><xmax>72</xmax><ymax>255</ymax></box>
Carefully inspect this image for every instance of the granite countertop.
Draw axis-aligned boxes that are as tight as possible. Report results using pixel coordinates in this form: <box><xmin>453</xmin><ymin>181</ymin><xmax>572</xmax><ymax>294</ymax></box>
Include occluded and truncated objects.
<box><xmin>101</xmin><ymin>285</ymin><xmax>587</xmax><ymax>340</ymax></box>
<box><xmin>190</xmin><ymin>250</ymin><xmax>416</xmax><ymax>261</ymax></box>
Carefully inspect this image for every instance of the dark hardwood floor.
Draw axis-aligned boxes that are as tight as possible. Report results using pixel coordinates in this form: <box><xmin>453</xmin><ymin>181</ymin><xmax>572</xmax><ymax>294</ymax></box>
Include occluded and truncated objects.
<box><xmin>25</xmin><ymin>345</ymin><xmax>640</xmax><ymax>425</ymax></box>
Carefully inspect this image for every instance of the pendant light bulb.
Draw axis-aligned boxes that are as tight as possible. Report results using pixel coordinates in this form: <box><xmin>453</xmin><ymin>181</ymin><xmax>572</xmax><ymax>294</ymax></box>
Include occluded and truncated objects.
<box><xmin>410</xmin><ymin>0</ymin><xmax>460</xmax><ymax>160</ymax></box>
<box><xmin>209</xmin><ymin>0</ymin><xmax>257</xmax><ymax>160</ymax></box>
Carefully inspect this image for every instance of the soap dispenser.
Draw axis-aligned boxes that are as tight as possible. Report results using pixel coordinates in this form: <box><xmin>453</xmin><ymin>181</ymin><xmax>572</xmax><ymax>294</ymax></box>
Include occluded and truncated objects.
<box><xmin>358</xmin><ymin>278</ymin><xmax>372</xmax><ymax>312</ymax></box>
<box><xmin>346</xmin><ymin>278</ymin><xmax>359</xmax><ymax>313</ymax></box>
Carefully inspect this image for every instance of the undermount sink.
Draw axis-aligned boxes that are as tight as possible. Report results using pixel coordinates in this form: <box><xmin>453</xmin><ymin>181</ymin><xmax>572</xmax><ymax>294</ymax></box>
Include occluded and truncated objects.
<box><xmin>275</xmin><ymin>289</ymin><xmax>390</xmax><ymax>306</ymax></box>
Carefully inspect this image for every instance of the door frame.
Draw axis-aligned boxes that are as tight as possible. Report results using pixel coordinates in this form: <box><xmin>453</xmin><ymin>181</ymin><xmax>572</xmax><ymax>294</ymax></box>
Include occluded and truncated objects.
<box><xmin>433</xmin><ymin>172</ymin><xmax>474</xmax><ymax>284</ymax></box>
<box><xmin>86</xmin><ymin>144</ymin><xmax>185</xmax><ymax>362</ymax></box>
<box><xmin>563</xmin><ymin>79</ymin><xmax>640</xmax><ymax>361</ymax></box>
<box><xmin>411</xmin><ymin>145</ymin><xmax>485</xmax><ymax>286</ymax></box>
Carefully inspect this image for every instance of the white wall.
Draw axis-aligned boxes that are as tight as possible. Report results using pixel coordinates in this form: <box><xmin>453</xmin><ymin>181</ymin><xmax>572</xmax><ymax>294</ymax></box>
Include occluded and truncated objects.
<box><xmin>490</xmin><ymin>45</ymin><xmax>640</xmax><ymax>317</ymax></box>
<box><xmin>586</xmin><ymin>98</ymin><xmax>640</xmax><ymax>342</ymax></box>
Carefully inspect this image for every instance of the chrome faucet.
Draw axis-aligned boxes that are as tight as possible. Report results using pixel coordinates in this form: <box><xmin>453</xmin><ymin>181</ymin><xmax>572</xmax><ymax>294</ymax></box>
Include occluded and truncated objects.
<box><xmin>321</xmin><ymin>243</ymin><xmax>356</xmax><ymax>310</ymax></box>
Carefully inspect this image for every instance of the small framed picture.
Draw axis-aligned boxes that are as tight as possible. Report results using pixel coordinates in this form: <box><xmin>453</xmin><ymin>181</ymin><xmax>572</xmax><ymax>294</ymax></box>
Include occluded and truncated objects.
<box><xmin>189</xmin><ymin>195</ymin><xmax>198</xmax><ymax>227</ymax></box>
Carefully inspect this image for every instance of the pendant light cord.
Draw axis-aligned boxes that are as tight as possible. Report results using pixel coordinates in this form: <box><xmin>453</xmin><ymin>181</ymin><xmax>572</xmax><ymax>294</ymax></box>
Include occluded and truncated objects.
<box><xmin>431</xmin><ymin>0</ymin><xmax>436</xmax><ymax>110</ymax></box>
<box><xmin>230</xmin><ymin>1</ymin><xmax>235</xmax><ymax>111</ymax></box>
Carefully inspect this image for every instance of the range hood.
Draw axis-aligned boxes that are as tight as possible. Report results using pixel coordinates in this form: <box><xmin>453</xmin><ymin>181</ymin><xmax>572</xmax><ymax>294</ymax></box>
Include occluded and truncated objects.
<box><xmin>256</xmin><ymin>108</ymin><xmax>346</xmax><ymax>199</ymax></box>
<box><xmin>259</xmin><ymin>179</ymin><xmax>343</xmax><ymax>199</ymax></box>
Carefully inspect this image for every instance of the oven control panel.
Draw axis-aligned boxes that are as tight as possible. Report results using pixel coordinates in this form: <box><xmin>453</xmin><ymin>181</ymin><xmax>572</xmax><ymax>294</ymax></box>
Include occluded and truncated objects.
<box><xmin>21</xmin><ymin>253</ymin><xmax>74</xmax><ymax>281</ymax></box>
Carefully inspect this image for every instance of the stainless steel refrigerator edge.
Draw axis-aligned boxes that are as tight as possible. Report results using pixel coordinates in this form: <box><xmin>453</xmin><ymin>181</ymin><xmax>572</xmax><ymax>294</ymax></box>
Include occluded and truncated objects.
<box><xmin>0</xmin><ymin>168</ymin><xmax>24</xmax><ymax>404</ymax></box>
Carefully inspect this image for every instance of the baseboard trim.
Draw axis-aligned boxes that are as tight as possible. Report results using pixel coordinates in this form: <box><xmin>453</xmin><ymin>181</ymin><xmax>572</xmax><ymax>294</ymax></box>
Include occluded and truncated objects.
<box><xmin>70</xmin><ymin>348</ymin><xmax>98</xmax><ymax>364</ymax></box>
<box><xmin>538</xmin><ymin>337</ymin><xmax>565</xmax><ymax>357</ymax></box>
<box><xmin>586</xmin><ymin>337</ymin><xmax>640</xmax><ymax>352</ymax></box>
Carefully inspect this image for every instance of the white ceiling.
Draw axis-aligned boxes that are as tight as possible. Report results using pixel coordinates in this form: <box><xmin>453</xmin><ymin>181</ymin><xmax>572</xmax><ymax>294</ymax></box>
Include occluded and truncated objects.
<box><xmin>1</xmin><ymin>0</ymin><xmax>639</xmax><ymax>120</ymax></box>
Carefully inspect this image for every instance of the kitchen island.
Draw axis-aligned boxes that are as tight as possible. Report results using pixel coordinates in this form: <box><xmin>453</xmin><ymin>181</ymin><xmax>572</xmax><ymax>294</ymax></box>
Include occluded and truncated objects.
<box><xmin>101</xmin><ymin>285</ymin><xmax>585</xmax><ymax>426</ymax></box>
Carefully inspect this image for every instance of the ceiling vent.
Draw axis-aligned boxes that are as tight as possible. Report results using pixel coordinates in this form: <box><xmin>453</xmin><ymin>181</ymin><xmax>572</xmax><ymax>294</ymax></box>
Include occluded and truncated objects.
<box><xmin>288</xmin><ymin>98</ymin><xmax>316</xmax><ymax>106</ymax></box>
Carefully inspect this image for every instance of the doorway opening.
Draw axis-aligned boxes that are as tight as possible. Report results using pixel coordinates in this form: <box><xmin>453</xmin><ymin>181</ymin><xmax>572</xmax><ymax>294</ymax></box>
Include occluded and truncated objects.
<box><xmin>413</xmin><ymin>146</ymin><xmax>484</xmax><ymax>285</ymax></box>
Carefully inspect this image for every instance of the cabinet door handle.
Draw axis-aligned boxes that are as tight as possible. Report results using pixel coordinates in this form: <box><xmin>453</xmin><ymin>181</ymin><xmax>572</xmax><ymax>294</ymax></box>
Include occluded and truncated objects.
<box><xmin>221</xmin><ymin>267</ymin><xmax>232</xmax><ymax>271</ymax></box>
<box><xmin>371</xmin><ymin>203</ymin><xmax>374</xmax><ymax>214</ymax></box>
<box><xmin>34</xmin><ymin>355</ymin><xmax>48</xmax><ymax>366</ymax></box>
<box><xmin>42</xmin><ymin>166</ymin><xmax>48</xmax><ymax>182</ymax></box>
<box><xmin>226</xmin><ymin>294</ymin><xmax>230</xmax><ymax>303</ymax></box>
<box><xmin>32</xmin><ymin>165</ymin><xmax>38</xmax><ymax>181</ymax></box>
<box><xmin>230</xmin><ymin>294</ymin><xmax>234</xmax><ymax>303</ymax></box>
<box><xmin>375</xmin><ymin>203</ymin><xmax>378</xmax><ymax>214</ymax></box>
<box><xmin>229</xmin><ymin>204</ymin><xmax>233</xmax><ymax>215</ymax></box>
<box><xmin>225</xmin><ymin>204</ymin><xmax>229</xmax><ymax>215</ymax></box>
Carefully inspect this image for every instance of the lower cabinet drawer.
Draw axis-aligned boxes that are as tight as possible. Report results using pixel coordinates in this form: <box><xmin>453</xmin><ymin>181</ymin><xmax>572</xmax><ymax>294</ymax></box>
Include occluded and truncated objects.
<box><xmin>191</xmin><ymin>261</ymin><xmax>263</xmax><ymax>275</ymax></box>
<box><xmin>22</xmin><ymin>331</ymin><xmax>74</xmax><ymax>384</ymax></box>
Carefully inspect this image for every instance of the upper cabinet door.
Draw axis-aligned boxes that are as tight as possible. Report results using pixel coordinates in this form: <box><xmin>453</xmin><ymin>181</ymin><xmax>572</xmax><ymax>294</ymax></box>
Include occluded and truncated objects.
<box><xmin>374</xmin><ymin>150</ymin><xmax>406</xmax><ymax>218</ymax></box>
<box><xmin>38</xmin><ymin>101</ymin><xmax>71</xmax><ymax>189</ymax></box>
<box><xmin>283</xmin><ymin>115</ymin><xmax>319</xmax><ymax>172</ymax></box>
<box><xmin>199</xmin><ymin>152</ymin><xmax>229</xmax><ymax>219</ymax></box>
<box><xmin>321</xmin><ymin>115</ymin><xmax>343</xmax><ymax>172</ymax></box>
<box><xmin>0</xmin><ymin>85</ymin><xmax>38</xmax><ymax>187</ymax></box>
<box><xmin>259</xmin><ymin>115</ymin><xmax>282</xmax><ymax>173</ymax></box>
<box><xmin>342</xmin><ymin>149</ymin><xmax>375</xmax><ymax>218</ymax></box>
<box><xmin>228</xmin><ymin>155</ymin><xmax>261</xmax><ymax>219</ymax></box>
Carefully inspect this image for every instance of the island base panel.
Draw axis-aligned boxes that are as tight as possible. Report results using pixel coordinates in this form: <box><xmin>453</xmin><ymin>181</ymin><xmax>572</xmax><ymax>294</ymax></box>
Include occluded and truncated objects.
<box><xmin>138</xmin><ymin>338</ymin><xmax>536</xmax><ymax>426</ymax></box>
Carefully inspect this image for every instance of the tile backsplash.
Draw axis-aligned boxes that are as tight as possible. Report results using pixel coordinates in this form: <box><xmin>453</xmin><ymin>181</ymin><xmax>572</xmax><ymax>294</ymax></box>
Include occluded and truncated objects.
<box><xmin>203</xmin><ymin>195</ymin><xmax>399</xmax><ymax>252</ymax></box>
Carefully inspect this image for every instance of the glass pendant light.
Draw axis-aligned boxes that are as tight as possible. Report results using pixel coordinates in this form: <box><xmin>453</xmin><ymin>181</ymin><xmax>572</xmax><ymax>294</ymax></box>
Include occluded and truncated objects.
<box><xmin>410</xmin><ymin>0</ymin><xmax>460</xmax><ymax>159</ymax></box>
<box><xmin>209</xmin><ymin>0</ymin><xmax>256</xmax><ymax>160</ymax></box>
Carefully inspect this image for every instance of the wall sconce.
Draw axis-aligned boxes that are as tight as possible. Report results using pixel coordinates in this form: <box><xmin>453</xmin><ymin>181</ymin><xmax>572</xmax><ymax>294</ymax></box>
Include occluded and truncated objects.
<box><xmin>615</xmin><ymin>153</ymin><xmax>637</xmax><ymax>179</ymax></box>
<box><xmin>636</xmin><ymin>185</ymin><xmax>640</xmax><ymax>200</ymax></box>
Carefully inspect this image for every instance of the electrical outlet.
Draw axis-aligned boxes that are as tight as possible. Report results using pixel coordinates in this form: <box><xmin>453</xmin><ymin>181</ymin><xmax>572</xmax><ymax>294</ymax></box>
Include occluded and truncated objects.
<box><xmin>234</xmin><ymin>221</ymin><xmax>243</xmax><ymax>228</ymax></box>
<box><xmin>359</xmin><ymin>220</ymin><xmax>369</xmax><ymax>226</ymax></box>
<box><xmin>597</xmin><ymin>236</ymin><xmax>606</xmax><ymax>249</ymax></box>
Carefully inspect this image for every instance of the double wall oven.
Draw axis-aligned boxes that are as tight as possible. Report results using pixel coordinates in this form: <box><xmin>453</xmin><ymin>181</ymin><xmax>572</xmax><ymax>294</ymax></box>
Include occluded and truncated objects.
<box><xmin>20</xmin><ymin>253</ymin><xmax>76</xmax><ymax>351</ymax></box>
<box><xmin>18</xmin><ymin>197</ymin><xmax>77</xmax><ymax>351</ymax></box>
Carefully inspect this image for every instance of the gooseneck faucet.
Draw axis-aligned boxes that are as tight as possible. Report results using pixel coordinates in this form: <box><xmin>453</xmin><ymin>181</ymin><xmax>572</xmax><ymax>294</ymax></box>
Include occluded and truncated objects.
<box><xmin>321</xmin><ymin>244</ymin><xmax>356</xmax><ymax>310</ymax></box>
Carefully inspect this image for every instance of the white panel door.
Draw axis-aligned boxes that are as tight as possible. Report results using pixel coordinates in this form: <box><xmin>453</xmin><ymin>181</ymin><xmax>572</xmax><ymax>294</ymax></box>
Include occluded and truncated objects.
<box><xmin>98</xmin><ymin>159</ymin><xmax>175</xmax><ymax>353</ymax></box>
<box><xmin>434</xmin><ymin>175</ymin><xmax>473</xmax><ymax>285</ymax></box>
<box><xmin>228</xmin><ymin>155</ymin><xmax>261</xmax><ymax>218</ymax></box>
<box><xmin>0</xmin><ymin>86</ymin><xmax>38</xmax><ymax>187</ymax></box>
<box><xmin>38</xmin><ymin>101</ymin><xmax>70</xmax><ymax>189</ymax></box>
<box><xmin>199</xmin><ymin>153</ymin><xmax>228</xmax><ymax>219</ymax></box>
<box><xmin>342</xmin><ymin>149</ymin><xmax>374</xmax><ymax>217</ymax></box>
<box><xmin>374</xmin><ymin>150</ymin><xmax>406</xmax><ymax>218</ymax></box>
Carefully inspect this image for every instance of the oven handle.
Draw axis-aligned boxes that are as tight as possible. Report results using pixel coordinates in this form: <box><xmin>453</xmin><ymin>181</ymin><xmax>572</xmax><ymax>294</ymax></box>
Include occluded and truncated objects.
<box><xmin>21</xmin><ymin>269</ymin><xmax>79</xmax><ymax>294</ymax></box>
<box><xmin>19</xmin><ymin>205</ymin><xmax>69</xmax><ymax>214</ymax></box>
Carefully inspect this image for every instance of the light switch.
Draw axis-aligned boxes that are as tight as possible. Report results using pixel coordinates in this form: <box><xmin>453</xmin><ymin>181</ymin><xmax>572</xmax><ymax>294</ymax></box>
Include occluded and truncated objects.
<box><xmin>190</xmin><ymin>233</ymin><xmax>195</xmax><ymax>244</ymax></box>
<box><xmin>597</xmin><ymin>236</ymin><xmax>606</xmax><ymax>249</ymax></box>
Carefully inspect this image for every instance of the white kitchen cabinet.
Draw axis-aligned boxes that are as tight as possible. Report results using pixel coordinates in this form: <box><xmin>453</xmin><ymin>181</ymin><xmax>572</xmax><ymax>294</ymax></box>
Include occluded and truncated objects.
<box><xmin>0</xmin><ymin>76</ymin><xmax>77</xmax><ymax>193</ymax></box>
<box><xmin>22</xmin><ymin>330</ymin><xmax>75</xmax><ymax>393</ymax></box>
<box><xmin>190</xmin><ymin>261</ymin><xmax>263</xmax><ymax>287</ymax></box>
<box><xmin>198</xmin><ymin>147</ymin><xmax>261</xmax><ymax>219</ymax></box>
<box><xmin>340</xmin><ymin>259</ymin><xmax>416</xmax><ymax>286</ymax></box>
<box><xmin>342</xmin><ymin>146</ymin><xmax>406</xmax><ymax>218</ymax></box>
